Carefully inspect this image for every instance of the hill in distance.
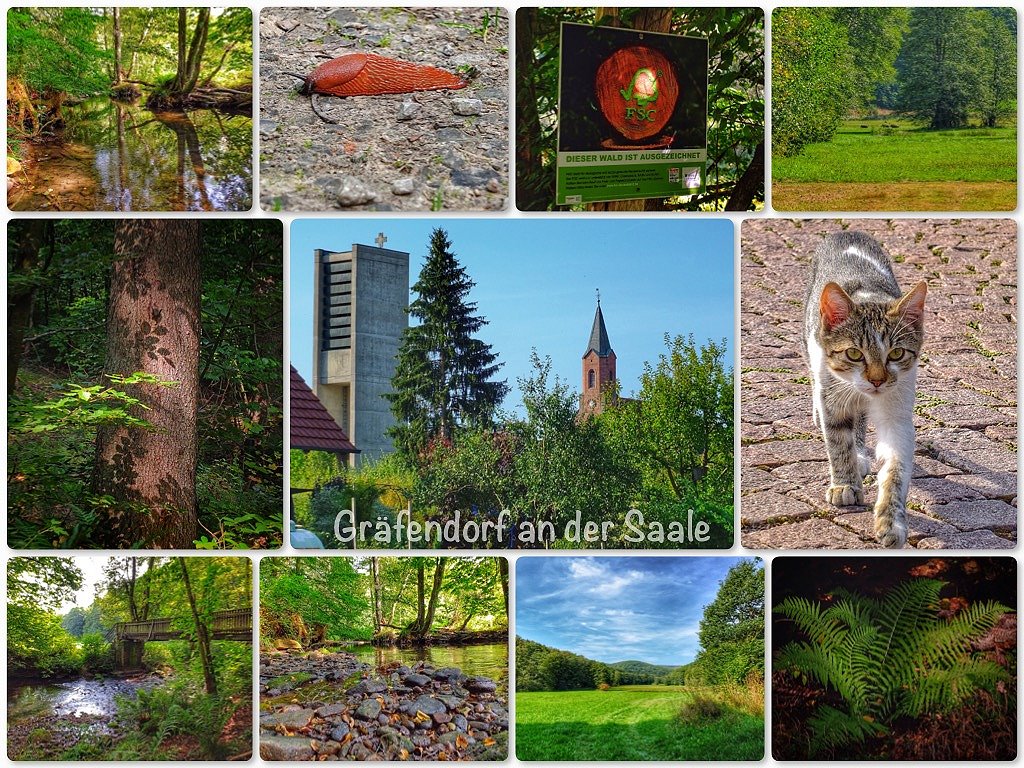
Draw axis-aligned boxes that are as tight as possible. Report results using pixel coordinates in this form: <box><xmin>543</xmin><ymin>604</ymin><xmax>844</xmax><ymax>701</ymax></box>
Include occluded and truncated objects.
<box><xmin>610</xmin><ymin>660</ymin><xmax>681</xmax><ymax>677</ymax></box>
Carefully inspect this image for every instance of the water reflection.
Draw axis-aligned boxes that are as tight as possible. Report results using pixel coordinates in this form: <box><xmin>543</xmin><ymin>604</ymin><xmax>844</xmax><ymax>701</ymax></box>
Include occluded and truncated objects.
<box><xmin>8</xmin><ymin>678</ymin><xmax>145</xmax><ymax>721</ymax></box>
<box><xmin>340</xmin><ymin>642</ymin><xmax>509</xmax><ymax>686</ymax></box>
<box><xmin>10</xmin><ymin>96</ymin><xmax>251</xmax><ymax>212</ymax></box>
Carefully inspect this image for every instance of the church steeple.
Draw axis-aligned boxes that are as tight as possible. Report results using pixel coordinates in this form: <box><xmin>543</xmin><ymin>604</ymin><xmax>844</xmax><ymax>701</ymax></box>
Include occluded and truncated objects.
<box><xmin>585</xmin><ymin>291</ymin><xmax>614</xmax><ymax>358</ymax></box>
<box><xmin>580</xmin><ymin>291</ymin><xmax>617</xmax><ymax>417</ymax></box>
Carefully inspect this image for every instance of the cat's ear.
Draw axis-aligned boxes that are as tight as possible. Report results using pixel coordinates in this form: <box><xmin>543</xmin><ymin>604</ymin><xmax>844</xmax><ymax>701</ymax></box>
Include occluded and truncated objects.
<box><xmin>820</xmin><ymin>282</ymin><xmax>854</xmax><ymax>330</ymax></box>
<box><xmin>891</xmin><ymin>280</ymin><xmax>928</xmax><ymax>328</ymax></box>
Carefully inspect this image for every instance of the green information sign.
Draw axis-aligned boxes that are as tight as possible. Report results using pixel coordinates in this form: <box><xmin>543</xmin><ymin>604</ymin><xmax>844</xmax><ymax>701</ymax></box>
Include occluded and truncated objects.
<box><xmin>556</xmin><ymin>23</ymin><xmax>708</xmax><ymax>206</ymax></box>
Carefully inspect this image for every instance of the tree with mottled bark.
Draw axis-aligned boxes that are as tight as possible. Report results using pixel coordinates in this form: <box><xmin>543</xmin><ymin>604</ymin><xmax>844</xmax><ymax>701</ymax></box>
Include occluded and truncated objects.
<box><xmin>94</xmin><ymin>220</ymin><xmax>201</xmax><ymax>548</ymax></box>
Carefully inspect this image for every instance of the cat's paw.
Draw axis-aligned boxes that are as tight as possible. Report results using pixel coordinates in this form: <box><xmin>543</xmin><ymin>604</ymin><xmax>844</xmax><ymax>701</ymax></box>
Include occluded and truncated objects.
<box><xmin>875</xmin><ymin>517</ymin><xmax>908</xmax><ymax>549</ymax></box>
<box><xmin>826</xmin><ymin>484</ymin><xmax>863</xmax><ymax>506</ymax></box>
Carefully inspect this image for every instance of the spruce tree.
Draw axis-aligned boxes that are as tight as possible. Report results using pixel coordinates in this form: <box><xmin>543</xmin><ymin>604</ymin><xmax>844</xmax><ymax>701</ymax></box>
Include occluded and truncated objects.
<box><xmin>387</xmin><ymin>228</ymin><xmax>508</xmax><ymax>460</ymax></box>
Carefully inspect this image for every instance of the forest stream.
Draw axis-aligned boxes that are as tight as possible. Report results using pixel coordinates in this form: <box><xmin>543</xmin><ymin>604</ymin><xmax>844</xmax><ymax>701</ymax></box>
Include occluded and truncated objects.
<box><xmin>8</xmin><ymin>97</ymin><xmax>251</xmax><ymax>212</ymax></box>
<box><xmin>7</xmin><ymin>674</ymin><xmax>161</xmax><ymax>746</ymax></box>
<box><xmin>339</xmin><ymin>642</ymin><xmax>508</xmax><ymax>687</ymax></box>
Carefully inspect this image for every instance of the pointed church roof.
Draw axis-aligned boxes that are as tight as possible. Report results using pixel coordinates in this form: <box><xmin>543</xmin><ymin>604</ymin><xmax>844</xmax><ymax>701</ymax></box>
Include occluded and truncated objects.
<box><xmin>290</xmin><ymin>366</ymin><xmax>358</xmax><ymax>454</ymax></box>
<box><xmin>584</xmin><ymin>300</ymin><xmax>614</xmax><ymax>358</ymax></box>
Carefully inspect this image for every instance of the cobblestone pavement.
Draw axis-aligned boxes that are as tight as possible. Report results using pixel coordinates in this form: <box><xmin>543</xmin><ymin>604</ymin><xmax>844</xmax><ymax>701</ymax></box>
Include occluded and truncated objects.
<box><xmin>740</xmin><ymin>219</ymin><xmax>1017</xmax><ymax>549</ymax></box>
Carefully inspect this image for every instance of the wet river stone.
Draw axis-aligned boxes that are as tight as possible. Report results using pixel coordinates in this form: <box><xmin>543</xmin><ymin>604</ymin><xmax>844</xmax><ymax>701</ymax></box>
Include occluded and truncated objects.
<box><xmin>259</xmin><ymin>653</ymin><xmax>508</xmax><ymax>761</ymax></box>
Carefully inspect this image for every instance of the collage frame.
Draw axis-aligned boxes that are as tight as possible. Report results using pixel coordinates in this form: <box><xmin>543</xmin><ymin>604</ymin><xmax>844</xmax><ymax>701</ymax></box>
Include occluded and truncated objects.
<box><xmin>3</xmin><ymin>1</ymin><xmax>1019</xmax><ymax>765</ymax></box>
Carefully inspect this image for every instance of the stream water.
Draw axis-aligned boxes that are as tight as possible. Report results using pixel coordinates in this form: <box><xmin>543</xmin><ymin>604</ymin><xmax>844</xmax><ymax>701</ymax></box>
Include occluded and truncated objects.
<box><xmin>7</xmin><ymin>676</ymin><xmax>155</xmax><ymax>733</ymax></box>
<box><xmin>339</xmin><ymin>642</ymin><xmax>509</xmax><ymax>686</ymax></box>
<box><xmin>8</xmin><ymin>97</ymin><xmax>251</xmax><ymax>212</ymax></box>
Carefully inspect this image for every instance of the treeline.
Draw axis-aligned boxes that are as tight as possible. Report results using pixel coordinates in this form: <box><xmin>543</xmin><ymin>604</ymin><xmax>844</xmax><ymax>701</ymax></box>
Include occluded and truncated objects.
<box><xmin>516</xmin><ymin>637</ymin><xmax>685</xmax><ymax>691</ymax></box>
<box><xmin>517</xmin><ymin>559</ymin><xmax>765</xmax><ymax>692</ymax></box>
<box><xmin>260</xmin><ymin>557</ymin><xmax>508</xmax><ymax>648</ymax></box>
<box><xmin>774</xmin><ymin>7</ymin><xmax>1017</xmax><ymax>155</ymax></box>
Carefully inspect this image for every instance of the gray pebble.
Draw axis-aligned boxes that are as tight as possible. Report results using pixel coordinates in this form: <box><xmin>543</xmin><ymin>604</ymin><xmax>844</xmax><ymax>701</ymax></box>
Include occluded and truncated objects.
<box><xmin>397</xmin><ymin>101</ymin><xmax>422</xmax><ymax>121</ymax></box>
<box><xmin>336</xmin><ymin>177</ymin><xmax>379</xmax><ymax>207</ymax></box>
<box><xmin>451</xmin><ymin>98</ymin><xmax>484</xmax><ymax>116</ymax></box>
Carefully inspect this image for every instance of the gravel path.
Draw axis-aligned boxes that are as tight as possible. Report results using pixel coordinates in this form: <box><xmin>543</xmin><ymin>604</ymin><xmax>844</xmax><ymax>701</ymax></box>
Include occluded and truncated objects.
<box><xmin>740</xmin><ymin>219</ymin><xmax>1017</xmax><ymax>549</ymax></box>
<box><xmin>259</xmin><ymin>7</ymin><xmax>508</xmax><ymax>211</ymax></box>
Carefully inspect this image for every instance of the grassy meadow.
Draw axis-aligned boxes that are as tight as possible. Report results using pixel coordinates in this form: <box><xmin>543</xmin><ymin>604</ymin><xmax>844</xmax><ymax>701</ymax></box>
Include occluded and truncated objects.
<box><xmin>515</xmin><ymin>685</ymin><xmax>764</xmax><ymax>761</ymax></box>
<box><xmin>773</xmin><ymin>119</ymin><xmax>1017</xmax><ymax>211</ymax></box>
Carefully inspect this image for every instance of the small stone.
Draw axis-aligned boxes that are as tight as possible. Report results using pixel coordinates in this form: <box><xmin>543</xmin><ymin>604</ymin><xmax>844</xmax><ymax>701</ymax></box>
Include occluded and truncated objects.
<box><xmin>451</xmin><ymin>98</ymin><xmax>484</xmax><ymax>116</ymax></box>
<box><xmin>260</xmin><ymin>734</ymin><xmax>316</xmax><ymax>761</ymax></box>
<box><xmin>259</xmin><ymin>119</ymin><xmax>279</xmax><ymax>136</ymax></box>
<box><xmin>486</xmin><ymin>178</ymin><xmax>500</xmax><ymax>193</ymax></box>
<box><xmin>391</xmin><ymin>178</ymin><xmax>415</xmax><ymax>196</ymax></box>
<box><xmin>316</xmin><ymin>703</ymin><xmax>347</xmax><ymax>718</ymax></box>
<box><xmin>335</xmin><ymin>176</ymin><xmax>379</xmax><ymax>207</ymax></box>
<box><xmin>442</xmin><ymin>43</ymin><xmax>456</xmax><ymax>56</ymax></box>
<box><xmin>348</xmin><ymin>678</ymin><xmax>388</xmax><ymax>695</ymax></box>
<box><xmin>276</xmin><ymin>19</ymin><xmax>300</xmax><ymax>32</ymax></box>
<box><xmin>261</xmin><ymin>708</ymin><xmax>315</xmax><ymax>729</ymax></box>
<box><xmin>453</xmin><ymin>714</ymin><xmax>469</xmax><ymax>731</ymax></box>
<box><xmin>397</xmin><ymin>101</ymin><xmax>421</xmax><ymax>120</ymax></box>
<box><xmin>465</xmin><ymin>677</ymin><xmax>497</xmax><ymax>694</ymax></box>
<box><xmin>355</xmin><ymin>698</ymin><xmax>382</xmax><ymax>720</ymax></box>
<box><xmin>403</xmin><ymin>673</ymin><xmax>431</xmax><ymax>687</ymax></box>
<box><xmin>433</xmin><ymin>711</ymin><xmax>452</xmax><ymax>725</ymax></box>
<box><xmin>402</xmin><ymin>695</ymin><xmax>447</xmax><ymax>716</ymax></box>
<box><xmin>329</xmin><ymin>723</ymin><xmax>350</xmax><ymax>742</ymax></box>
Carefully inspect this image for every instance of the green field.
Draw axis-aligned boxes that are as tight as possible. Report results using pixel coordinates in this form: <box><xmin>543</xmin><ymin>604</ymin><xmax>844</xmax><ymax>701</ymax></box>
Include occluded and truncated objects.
<box><xmin>772</xmin><ymin>119</ymin><xmax>1017</xmax><ymax>211</ymax></box>
<box><xmin>516</xmin><ymin>687</ymin><xmax>764</xmax><ymax>761</ymax></box>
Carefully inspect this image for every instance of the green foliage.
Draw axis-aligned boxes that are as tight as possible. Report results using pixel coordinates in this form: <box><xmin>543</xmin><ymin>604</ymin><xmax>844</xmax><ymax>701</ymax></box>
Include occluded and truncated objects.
<box><xmin>7</xmin><ymin>8</ymin><xmax>110</xmax><ymax>96</ymax></box>
<box><xmin>678</xmin><ymin>691</ymin><xmax>724</xmax><ymax>723</ymax></box>
<box><xmin>259</xmin><ymin>558</ymin><xmax>370</xmax><ymax>644</ymax></box>
<box><xmin>691</xmin><ymin>560</ymin><xmax>764</xmax><ymax>685</ymax></box>
<box><xmin>774</xmin><ymin>578</ymin><xmax>1011</xmax><ymax>755</ymax></box>
<box><xmin>79</xmin><ymin>632</ymin><xmax>114</xmax><ymax>674</ymax></box>
<box><xmin>114</xmin><ymin>680</ymin><xmax>234</xmax><ymax>759</ymax></box>
<box><xmin>771</xmin><ymin>8</ymin><xmax>853</xmax><ymax>157</ymax></box>
<box><xmin>387</xmin><ymin>228</ymin><xmax>508</xmax><ymax>460</ymax></box>
<box><xmin>516</xmin><ymin>637</ymin><xmax>672</xmax><ymax>692</ymax></box>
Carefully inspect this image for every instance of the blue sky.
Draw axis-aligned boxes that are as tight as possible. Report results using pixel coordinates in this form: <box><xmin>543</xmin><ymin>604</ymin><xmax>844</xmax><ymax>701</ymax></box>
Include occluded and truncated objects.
<box><xmin>516</xmin><ymin>556</ymin><xmax>756</xmax><ymax>667</ymax></box>
<box><xmin>290</xmin><ymin>219</ymin><xmax>734</xmax><ymax>413</ymax></box>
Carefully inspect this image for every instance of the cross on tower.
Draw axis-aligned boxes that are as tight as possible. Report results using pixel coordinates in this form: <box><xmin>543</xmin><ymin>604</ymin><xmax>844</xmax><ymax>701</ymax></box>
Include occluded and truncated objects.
<box><xmin>375</xmin><ymin>232</ymin><xmax>388</xmax><ymax>248</ymax></box>
<box><xmin>596</xmin><ymin>288</ymin><xmax>601</xmax><ymax>306</ymax></box>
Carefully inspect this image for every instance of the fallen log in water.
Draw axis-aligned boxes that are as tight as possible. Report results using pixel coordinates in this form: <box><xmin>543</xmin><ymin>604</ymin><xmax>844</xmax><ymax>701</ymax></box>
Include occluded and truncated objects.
<box><xmin>374</xmin><ymin>628</ymin><xmax>509</xmax><ymax>648</ymax></box>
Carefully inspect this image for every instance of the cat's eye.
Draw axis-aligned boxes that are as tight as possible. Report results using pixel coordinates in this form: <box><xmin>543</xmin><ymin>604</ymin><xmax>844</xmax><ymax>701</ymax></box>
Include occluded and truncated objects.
<box><xmin>888</xmin><ymin>348</ymin><xmax>906</xmax><ymax>361</ymax></box>
<box><xmin>844</xmin><ymin>349</ymin><xmax>864</xmax><ymax>362</ymax></box>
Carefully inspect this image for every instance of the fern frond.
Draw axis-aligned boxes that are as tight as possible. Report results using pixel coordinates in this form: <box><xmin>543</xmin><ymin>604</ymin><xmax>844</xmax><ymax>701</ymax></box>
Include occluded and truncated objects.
<box><xmin>876</xmin><ymin>579</ymin><xmax>943</xmax><ymax>686</ymax></box>
<box><xmin>808</xmin><ymin>704</ymin><xmax>888</xmax><ymax>754</ymax></box>
<box><xmin>902</xmin><ymin>658</ymin><xmax>1009</xmax><ymax>716</ymax></box>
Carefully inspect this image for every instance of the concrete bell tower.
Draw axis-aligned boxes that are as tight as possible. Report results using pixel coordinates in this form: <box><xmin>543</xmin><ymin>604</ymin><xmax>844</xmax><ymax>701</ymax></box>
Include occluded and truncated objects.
<box><xmin>580</xmin><ymin>291</ymin><xmax>616</xmax><ymax>417</ymax></box>
<box><xmin>313</xmin><ymin>233</ymin><xmax>409</xmax><ymax>465</ymax></box>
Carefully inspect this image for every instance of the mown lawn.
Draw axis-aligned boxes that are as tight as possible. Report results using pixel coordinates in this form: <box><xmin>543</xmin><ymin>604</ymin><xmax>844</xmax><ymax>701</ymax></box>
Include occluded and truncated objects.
<box><xmin>515</xmin><ymin>687</ymin><xmax>763</xmax><ymax>761</ymax></box>
<box><xmin>772</xmin><ymin>120</ymin><xmax>1017</xmax><ymax>211</ymax></box>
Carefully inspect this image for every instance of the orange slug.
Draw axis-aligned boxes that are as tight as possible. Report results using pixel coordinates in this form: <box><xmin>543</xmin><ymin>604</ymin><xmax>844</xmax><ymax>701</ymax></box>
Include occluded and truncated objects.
<box><xmin>297</xmin><ymin>52</ymin><xmax>467</xmax><ymax>97</ymax></box>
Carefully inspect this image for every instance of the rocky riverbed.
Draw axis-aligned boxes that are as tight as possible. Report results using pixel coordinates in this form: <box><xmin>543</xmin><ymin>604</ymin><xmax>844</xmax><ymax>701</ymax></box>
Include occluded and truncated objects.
<box><xmin>259</xmin><ymin>650</ymin><xmax>508</xmax><ymax>761</ymax></box>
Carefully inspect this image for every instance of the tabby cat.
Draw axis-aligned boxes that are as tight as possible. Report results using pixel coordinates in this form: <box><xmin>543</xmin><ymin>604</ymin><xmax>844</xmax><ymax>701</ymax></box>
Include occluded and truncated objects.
<box><xmin>803</xmin><ymin>232</ymin><xmax>928</xmax><ymax>548</ymax></box>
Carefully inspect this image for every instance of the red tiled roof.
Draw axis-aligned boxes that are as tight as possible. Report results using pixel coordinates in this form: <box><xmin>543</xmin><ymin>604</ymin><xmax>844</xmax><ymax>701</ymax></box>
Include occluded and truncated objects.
<box><xmin>290</xmin><ymin>366</ymin><xmax>357</xmax><ymax>454</ymax></box>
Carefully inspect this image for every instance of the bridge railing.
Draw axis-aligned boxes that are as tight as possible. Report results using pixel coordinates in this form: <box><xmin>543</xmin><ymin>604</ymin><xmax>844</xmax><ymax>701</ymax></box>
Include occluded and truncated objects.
<box><xmin>114</xmin><ymin>608</ymin><xmax>253</xmax><ymax>640</ymax></box>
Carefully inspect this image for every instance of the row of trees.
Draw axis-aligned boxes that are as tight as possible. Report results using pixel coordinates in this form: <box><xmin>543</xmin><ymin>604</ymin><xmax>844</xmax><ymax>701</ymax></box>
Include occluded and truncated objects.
<box><xmin>515</xmin><ymin>559</ymin><xmax>764</xmax><ymax>691</ymax></box>
<box><xmin>8</xmin><ymin>220</ymin><xmax>282</xmax><ymax>550</ymax></box>
<box><xmin>296</xmin><ymin>227</ymin><xmax>733</xmax><ymax>549</ymax></box>
<box><xmin>516</xmin><ymin>7</ymin><xmax>764</xmax><ymax>211</ymax></box>
<box><xmin>773</xmin><ymin>7</ymin><xmax>1017</xmax><ymax>156</ymax></box>
<box><xmin>259</xmin><ymin>557</ymin><xmax>508</xmax><ymax>648</ymax></box>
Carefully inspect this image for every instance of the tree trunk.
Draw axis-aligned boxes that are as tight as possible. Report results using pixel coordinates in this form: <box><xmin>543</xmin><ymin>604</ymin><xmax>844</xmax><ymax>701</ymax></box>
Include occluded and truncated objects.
<box><xmin>94</xmin><ymin>220</ymin><xmax>201</xmax><ymax>548</ymax></box>
<box><xmin>515</xmin><ymin>8</ymin><xmax>551</xmax><ymax>210</ymax></box>
<box><xmin>113</xmin><ymin>7</ymin><xmax>123</xmax><ymax>85</ymax></box>
<box><xmin>724</xmin><ymin>141</ymin><xmax>764</xmax><ymax>211</ymax></box>
<box><xmin>587</xmin><ymin>8</ymin><xmax>674</xmax><ymax>213</ymax></box>
<box><xmin>174</xmin><ymin>8</ymin><xmax>211</xmax><ymax>97</ymax></box>
<box><xmin>127</xmin><ymin>557</ymin><xmax>139</xmax><ymax>621</ymax></box>
<box><xmin>414</xmin><ymin>561</ymin><xmax>426</xmax><ymax>630</ymax></box>
<box><xmin>421</xmin><ymin>558</ymin><xmax>446</xmax><ymax>634</ymax></box>
<box><xmin>496</xmin><ymin>558</ymin><xmax>509</xmax><ymax>619</ymax></box>
<box><xmin>370</xmin><ymin>557</ymin><xmax>384</xmax><ymax>632</ymax></box>
<box><xmin>178</xmin><ymin>557</ymin><xmax>217</xmax><ymax>695</ymax></box>
<box><xmin>7</xmin><ymin>220</ymin><xmax>48</xmax><ymax>394</ymax></box>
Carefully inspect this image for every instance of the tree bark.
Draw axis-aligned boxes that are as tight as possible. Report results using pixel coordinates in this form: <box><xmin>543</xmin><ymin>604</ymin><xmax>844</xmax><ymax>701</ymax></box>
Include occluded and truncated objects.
<box><xmin>421</xmin><ymin>558</ymin><xmax>446</xmax><ymax>634</ymax></box>
<box><xmin>178</xmin><ymin>557</ymin><xmax>217</xmax><ymax>695</ymax></box>
<box><xmin>112</xmin><ymin>7</ymin><xmax>123</xmax><ymax>85</ymax></box>
<box><xmin>173</xmin><ymin>8</ymin><xmax>211</xmax><ymax>96</ymax></box>
<box><xmin>370</xmin><ymin>557</ymin><xmax>383</xmax><ymax>632</ymax></box>
<box><xmin>496</xmin><ymin>558</ymin><xmax>509</xmax><ymax>619</ymax></box>
<box><xmin>94</xmin><ymin>220</ymin><xmax>201</xmax><ymax>548</ymax></box>
<box><xmin>724</xmin><ymin>140</ymin><xmax>764</xmax><ymax>211</ymax></box>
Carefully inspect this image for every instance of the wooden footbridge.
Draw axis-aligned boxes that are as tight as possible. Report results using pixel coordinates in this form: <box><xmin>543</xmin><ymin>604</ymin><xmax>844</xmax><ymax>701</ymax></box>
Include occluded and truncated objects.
<box><xmin>112</xmin><ymin>608</ymin><xmax>252</xmax><ymax>670</ymax></box>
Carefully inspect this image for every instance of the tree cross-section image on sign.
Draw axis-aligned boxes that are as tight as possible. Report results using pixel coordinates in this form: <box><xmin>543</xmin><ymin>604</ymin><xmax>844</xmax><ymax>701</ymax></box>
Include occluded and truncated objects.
<box><xmin>556</xmin><ymin>22</ymin><xmax>708</xmax><ymax>205</ymax></box>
